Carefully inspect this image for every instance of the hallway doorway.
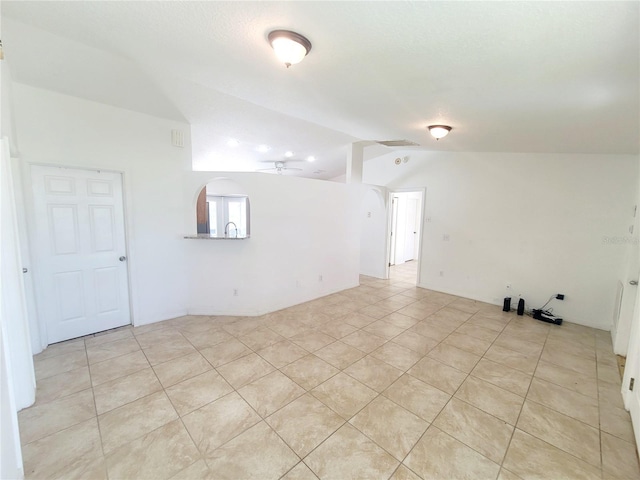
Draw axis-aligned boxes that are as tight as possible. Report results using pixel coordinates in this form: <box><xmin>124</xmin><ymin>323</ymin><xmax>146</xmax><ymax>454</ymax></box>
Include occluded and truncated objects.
<box><xmin>389</xmin><ymin>260</ymin><xmax>418</xmax><ymax>285</ymax></box>
<box><xmin>387</xmin><ymin>190</ymin><xmax>424</xmax><ymax>286</ymax></box>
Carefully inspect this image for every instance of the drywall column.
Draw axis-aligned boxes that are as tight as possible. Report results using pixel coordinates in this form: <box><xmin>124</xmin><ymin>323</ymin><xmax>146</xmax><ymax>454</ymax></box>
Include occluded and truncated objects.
<box><xmin>360</xmin><ymin>187</ymin><xmax>388</xmax><ymax>278</ymax></box>
<box><xmin>346</xmin><ymin>142</ymin><xmax>364</xmax><ymax>184</ymax></box>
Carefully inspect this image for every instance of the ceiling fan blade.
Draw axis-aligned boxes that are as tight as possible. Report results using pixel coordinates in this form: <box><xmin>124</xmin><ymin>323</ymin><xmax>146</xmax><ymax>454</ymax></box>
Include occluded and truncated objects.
<box><xmin>258</xmin><ymin>159</ymin><xmax>305</xmax><ymax>163</ymax></box>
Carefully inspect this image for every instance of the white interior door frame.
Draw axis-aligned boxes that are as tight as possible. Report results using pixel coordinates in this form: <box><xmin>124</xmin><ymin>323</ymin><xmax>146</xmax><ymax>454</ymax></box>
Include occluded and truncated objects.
<box><xmin>404</xmin><ymin>197</ymin><xmax>419</xmax><ymax>262</ymax></box>
<box><xmin>622</xmin><ymin>275</ymin><xmax>640</xmax><ymax>449</ymax></box>
<box><xmin>385</xmin><ymin>188</ymin><xmax>426</xmax><ymax>282</ymax></box>
<box><xmin>0</xmin><ymin>138</ymin><xmax>27</xmax><ymax>479</ymax></box>
<box><xmin>389</xmin><ymin>195</ymin><xmax>399</xmax><ymax>267</ymax></box>
<box><xmin>1</xmin><ymin>140</ymin><xmax>36</xmax><ymax>409</ymax></box>
<box><xmin>12</xmin><ymin>156</ymin><xmax>44</xmax><ymax>353</ymax></box>
<box><xmin>26</xmin><ymin>163</ymin><xmax>134</xmax><ymax>345</ymax></box>
<box><xmin>613</xmin><ymin>205</ymin><xmax>640</xmax><ymax>355</ymax></box>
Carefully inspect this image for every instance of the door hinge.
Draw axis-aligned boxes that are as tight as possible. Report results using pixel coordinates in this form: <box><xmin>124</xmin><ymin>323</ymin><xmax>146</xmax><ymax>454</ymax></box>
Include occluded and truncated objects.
<box><xmin>630</xmin><ymin>378</ymin><xmax>635</xmax><ymax>391</ymax></box>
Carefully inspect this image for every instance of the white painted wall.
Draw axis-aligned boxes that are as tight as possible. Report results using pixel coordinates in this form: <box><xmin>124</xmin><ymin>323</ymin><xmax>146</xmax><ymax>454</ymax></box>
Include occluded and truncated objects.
<box><xmin>364</xmin><ymin>151</ymin><xmax>639</xmax><ymax>329</ymax></box>
<box><xmin>1</xmin><ymin>62</ymin><xmax>19</xmax><ymax>156</ymax></box>
<box><xmin>612</xmin><ymin>211</ymin><xmax>640</xmax><ymax>353</ymax></box>
<box><xmin>360</xmin><ymin>187</ymin><xmax>388</xmax><ymax>278</ymax></box>
<box><xmin>184</xmin><ymin>173</ymin><xmax>362</xmax><ymax>315</ymax></box>
<box><xmin>12</xmin><ymin>84</ymin><xmax>192</xmax><ymax>330</ymax></box>
<box><xmin>12</xmin><ymin>84</ymin><xmax>364</xmax><ymax>330</ymax></box>
<box><xmin>612</xmin><ymin>159</ymin><xmax>640</xmax><ymax>354</ymax></box>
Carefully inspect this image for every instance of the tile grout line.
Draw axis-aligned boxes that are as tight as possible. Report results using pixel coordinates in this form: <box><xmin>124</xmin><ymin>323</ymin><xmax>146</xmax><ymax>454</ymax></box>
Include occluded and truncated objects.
<box><xmin>83</xmin><ymin>336</ymin><xmax>110</xmax><ymax>480</ymax></box>
<box><xmin>142</xmin><ymin>332</ymin><xmax>210</xmax><ymax>479</ymax></box>
<box><xmin>26</xmin><ymin>277</ymin><xmax>632</xmax><ymax>479</ymax></box>
<box><xmin>343</xmin><ymin>301</ymin><xmax>506</xmax><ymax>478</ymax></box>
<box><xmin>504</xmin><ymin>323</ymin><xmax>610</xmax><ymax>475</ymax></box>
<box><xmin>495</xmin><ymin>313</ymin><xmax>551</xmax><ymax>478</ymax></box>
<box><xmin>401</xmin><ymin>305</ymin><xmax>515</xmax><ymax>475</ymax></box>
<box><xmin>272</xmin><ymin>284</ymin><xmax>432</xmax><ymax>477</ymax></box>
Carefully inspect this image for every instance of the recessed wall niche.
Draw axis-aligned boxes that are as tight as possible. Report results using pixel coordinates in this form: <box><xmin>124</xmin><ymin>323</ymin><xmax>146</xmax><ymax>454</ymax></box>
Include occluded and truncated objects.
<box><xmin>194</xmin><ymin>178</ymin><xmax>250</xmax><ymax>239</ymax></box>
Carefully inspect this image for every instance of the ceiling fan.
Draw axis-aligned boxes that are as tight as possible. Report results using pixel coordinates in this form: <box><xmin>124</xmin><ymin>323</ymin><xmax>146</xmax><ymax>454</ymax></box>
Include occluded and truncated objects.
<box><xmin>256</xmin><ymin>161</ymin><xmax>303</xmax><ymax>175</ymax></box>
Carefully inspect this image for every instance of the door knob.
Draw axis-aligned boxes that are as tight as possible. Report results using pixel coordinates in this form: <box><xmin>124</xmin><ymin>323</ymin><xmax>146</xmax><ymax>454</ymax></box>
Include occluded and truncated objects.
<box><xmin>119</xmin><ymin>256</ymin><xmax>127</xmax><ymax>262</ymax></box>
<box><xmin>630</xmin><ymin>280</ymin><xmax>638</xmax><ymax>286</ymax></box>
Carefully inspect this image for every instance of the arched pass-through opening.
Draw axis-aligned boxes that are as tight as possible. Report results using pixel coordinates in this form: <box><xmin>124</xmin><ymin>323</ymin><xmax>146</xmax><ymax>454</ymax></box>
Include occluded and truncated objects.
<box><xmin>193</xmin><ymin>177</ymin><xmax>250</xmax><ymax>238</ymax></box>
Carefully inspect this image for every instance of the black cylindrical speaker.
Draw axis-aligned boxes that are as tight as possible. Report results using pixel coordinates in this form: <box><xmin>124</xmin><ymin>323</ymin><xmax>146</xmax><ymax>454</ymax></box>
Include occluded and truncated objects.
<box><xmin>503</xmin><ymin>297</ymin><xmax>511</xmax><ymax>312</ymax></box>
<box><xmin>517</xmin><ymin>298</ymin><xmax>525</xmax><ymax>316</ymax></box>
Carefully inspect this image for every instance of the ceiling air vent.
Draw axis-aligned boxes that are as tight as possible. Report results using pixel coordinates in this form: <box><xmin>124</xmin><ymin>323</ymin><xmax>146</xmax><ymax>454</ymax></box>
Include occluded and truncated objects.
<box><xmin>376</xmin><ymin>140</ymin><xmax>420</xmax><ymax>147</ymax></box>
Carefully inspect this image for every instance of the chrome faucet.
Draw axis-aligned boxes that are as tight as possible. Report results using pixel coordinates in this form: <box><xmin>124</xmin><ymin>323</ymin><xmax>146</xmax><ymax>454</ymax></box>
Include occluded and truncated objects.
<box><xmin>224</xmin><ymin>221</ymin><xmax>238</xmax><ymax>238</ymax></box>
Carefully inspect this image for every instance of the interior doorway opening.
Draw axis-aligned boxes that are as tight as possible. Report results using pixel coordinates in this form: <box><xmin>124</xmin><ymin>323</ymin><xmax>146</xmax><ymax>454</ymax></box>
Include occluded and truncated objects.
<box><xmin>389</xmin><ymin>260</ymin><xmax>419</xmax><ymax>284</ymax></box>
<box><xmin>387</xmin><ymin>190</ymin><xmax>424</xmax><ymax>285</ymax></box>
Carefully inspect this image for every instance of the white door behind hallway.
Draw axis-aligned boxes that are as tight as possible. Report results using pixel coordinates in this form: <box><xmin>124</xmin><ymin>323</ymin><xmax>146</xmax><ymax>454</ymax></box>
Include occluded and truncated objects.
<box><xmin>31</xmin><ymin>166</ymin><xmax>130</xmax><ymax>343</ymax></box>
<box><xmin>404</xmin><ymin>198</ymin><xmax>419</xmax><ymax>262</ymax></box>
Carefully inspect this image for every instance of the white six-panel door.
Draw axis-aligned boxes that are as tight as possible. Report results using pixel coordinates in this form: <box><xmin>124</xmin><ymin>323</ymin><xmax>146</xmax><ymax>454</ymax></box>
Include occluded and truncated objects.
<box><xmin>31</xmin><ymin>166</ymin><xmax>130</xmax><ymax>343</ymax></box>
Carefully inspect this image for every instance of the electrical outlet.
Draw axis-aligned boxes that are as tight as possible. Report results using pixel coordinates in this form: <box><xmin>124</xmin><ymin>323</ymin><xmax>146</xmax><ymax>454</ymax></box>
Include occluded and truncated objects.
<box><xmin>443</xmin><ymin>234</ymin><xmax>450</xmax><ymax>241</ymax></box>
<box><xmin>439</xmin><ymin>271</ymin><xmax>444</xmax><ymax>277</ymax></box>
<box><xmin>318</xmin><ymin>275</ymin><xmax>323</xmax><ymax>282</ymax></box>
<box><xmin>367</xmin><ymin>212</ymin><xmax>371</xmax><ymax>218</ymax></box>
<box><xmin>233</xmin><ymin>289</ymin><xmax>238</xmax><ymax>296</ymax></box>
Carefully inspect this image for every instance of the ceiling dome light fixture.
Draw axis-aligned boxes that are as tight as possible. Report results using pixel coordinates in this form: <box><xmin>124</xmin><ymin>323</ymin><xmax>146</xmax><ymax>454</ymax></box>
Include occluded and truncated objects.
<box><xmin>268</xmin><ymin>30</ymin><xmax>312</xmax><ymax>68</ymax></box>
<box><xmin>428</xmin><ymin>125</ymin><xmax>452</xmax><ymax>140</ymax></box>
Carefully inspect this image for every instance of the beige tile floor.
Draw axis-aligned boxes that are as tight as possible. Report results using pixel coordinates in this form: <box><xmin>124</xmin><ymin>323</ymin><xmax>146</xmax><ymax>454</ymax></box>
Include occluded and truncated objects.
<box><xmin>19</xmin><ymin>264</ymin><xmax>640</xmax><ymax>479</ymax></box>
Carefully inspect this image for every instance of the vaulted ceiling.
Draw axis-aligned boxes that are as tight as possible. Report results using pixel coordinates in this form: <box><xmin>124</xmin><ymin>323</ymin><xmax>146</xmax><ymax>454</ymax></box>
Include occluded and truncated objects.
<box><xmin>2</xmin><ymin>1</ymin><xmax>638</xmax><ymax>179</ymax></box>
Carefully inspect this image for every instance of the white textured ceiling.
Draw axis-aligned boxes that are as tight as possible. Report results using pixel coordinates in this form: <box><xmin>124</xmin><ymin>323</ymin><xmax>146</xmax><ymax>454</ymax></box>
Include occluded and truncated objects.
<box><xmin>2</xmin><ymin>1</ymin><xmax>638</xmax><ymax>179</ymax></box>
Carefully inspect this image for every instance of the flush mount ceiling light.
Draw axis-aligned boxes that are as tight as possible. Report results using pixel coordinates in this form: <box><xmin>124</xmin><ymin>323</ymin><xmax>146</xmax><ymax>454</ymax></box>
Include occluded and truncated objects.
<box><xmin>427</xmin><ymin>125</ymin><xmax>452</xmax><ymax>140</ymax></box>
<box><xmin>256</xmin><ymin>145</ymin><xmax>271</xmax><ymax>153</ymax></box>
<box><xmin>268</xmin><ymin>30</ymin><xmax>312</xmax><ymax>68</ymax></box>
<box><xmin>284</xmin><ymin>151</ymin><xmax>294</xmax><ymax>158</ymax></box>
